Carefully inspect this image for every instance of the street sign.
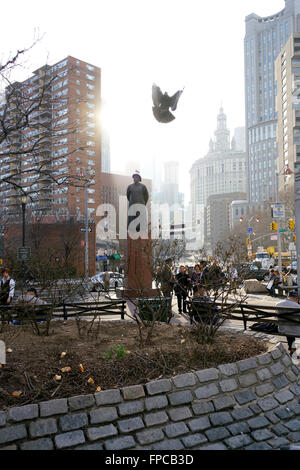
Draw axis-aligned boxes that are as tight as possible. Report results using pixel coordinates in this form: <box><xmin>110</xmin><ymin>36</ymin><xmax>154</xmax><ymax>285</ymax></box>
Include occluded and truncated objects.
<box><xmin>272</xmin><ymin>204</ymin><xmax>285</xmax><ymax>219</ymax></box>
<box><xmin>80</xmin><ymin>228</ymin><xmax>92</xmax><ymax>232</ymax></box>
<box><xmin>280</xmin><ymin>229</ymin><xmax>287</xmax><ymax>233</ymax></box>
<box><xmin>289</xmin><ymin>243</ymin><xmax>296</xmax><ymax>252</ymax></box>
<box><xmin>17</xmin><ymin>247</ymin><xmax>31</xmax><ymax>261</ymax></box>
<box><xmin>270</xmin><ymin>235</ymin><xmax>278</xmax><ymax>241</ymax></box>
<box><xmin>247</xmin><ymin>228</ymin><xmax>253</xmax><ymax>234</ymax></box>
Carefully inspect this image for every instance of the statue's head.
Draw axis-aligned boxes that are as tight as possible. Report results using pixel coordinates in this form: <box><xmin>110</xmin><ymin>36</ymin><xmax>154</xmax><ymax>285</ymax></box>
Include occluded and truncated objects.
<box><xmin>132</xmin><ymin>170</ymin><xmax>142</xmax><ymax>183</ymax></box>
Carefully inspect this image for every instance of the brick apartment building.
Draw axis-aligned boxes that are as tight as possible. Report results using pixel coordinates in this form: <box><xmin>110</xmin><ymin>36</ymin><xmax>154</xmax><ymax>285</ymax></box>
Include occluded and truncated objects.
<box><xmin>0</xmin><ymin>55</ymin><xmax>101</xmax><ymax>221</ymax></box>
<box><xmin>0</xmin><ymin>56</ymin><xmax>102</xmax><ymax>273</ymax></box>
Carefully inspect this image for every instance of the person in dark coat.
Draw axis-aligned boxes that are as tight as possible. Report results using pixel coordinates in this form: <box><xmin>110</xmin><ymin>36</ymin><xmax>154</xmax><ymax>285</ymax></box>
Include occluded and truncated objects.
<box><xmin>199</xmin><ymin>261</ymin><xmax>209</xmax><ymax>286</ymax></box>
<box><xmin>191</xmin><ymin>264</ymin><xmax>203</xmax><ymax>295</ymax></box>
<box><xmin>205</xmin><ymin>261</ymin><xmax>223</xmax><ymax>292</ymax></box>
<box><xmin>174</xmin><ymin>265</ymin><xmax>191</xmax><ymax>314</ymax></box>
<box><xmin>0</xmin><ymin>268</ymin><xmax>15</xmax><ymax>305</ymax></box>
<box><xmin>159</xmin><ymin>258</ymin><xmax>175</xmax><ymax>318</ymax></box>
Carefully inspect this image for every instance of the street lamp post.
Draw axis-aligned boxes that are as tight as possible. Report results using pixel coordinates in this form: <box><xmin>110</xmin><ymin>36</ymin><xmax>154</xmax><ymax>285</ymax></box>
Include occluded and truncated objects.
<box><xmin>21</xmin><ymin>195</ymin><xmax>27</xmax><ymax>284</ymax></box>
<box><xmin>21</xmin><ymin>196</ymin><xmax>27</xmax><ymax>248</ymax></box>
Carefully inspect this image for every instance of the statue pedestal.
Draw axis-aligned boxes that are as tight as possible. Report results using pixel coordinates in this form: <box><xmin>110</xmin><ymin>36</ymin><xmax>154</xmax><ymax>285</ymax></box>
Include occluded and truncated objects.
<box><xmin>116</xmin><ymin>236</ymin><xmax>159</xmax><ymax>300</ymax></box>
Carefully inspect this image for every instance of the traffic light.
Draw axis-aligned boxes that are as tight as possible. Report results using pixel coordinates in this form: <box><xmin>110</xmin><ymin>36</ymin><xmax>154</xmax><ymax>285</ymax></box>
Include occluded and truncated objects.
<box><xmin>289</xmin><ymin>219</ymin><xmax>295</xmax><ymax>230</ymax></box>
<box><xmin>270</xmin><ymin>222</ymin><xmax>278</xmax><ymax>231</ymax></box>
<box><xmin>246</xmin><ymin>238</ymin><xmax>250</xmax><ymax>246</ymax></box>
<box><xmin>294</xmin><ymin>234</ymin><xmax>297</xmax><ymax>243</ymax></box>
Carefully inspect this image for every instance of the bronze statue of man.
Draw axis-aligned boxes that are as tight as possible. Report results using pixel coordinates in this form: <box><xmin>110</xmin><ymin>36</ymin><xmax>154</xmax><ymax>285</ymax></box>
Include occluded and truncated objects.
<box><xmin>127</xmin><ymin>171</ymin><xmax>149</xmax><ymax>233</ymax></box>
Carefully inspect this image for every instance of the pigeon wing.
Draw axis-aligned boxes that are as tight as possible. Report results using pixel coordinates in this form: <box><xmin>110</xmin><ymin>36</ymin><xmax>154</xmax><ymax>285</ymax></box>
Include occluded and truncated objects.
<box><xmin>170</xmin><ymin>89</ymin><xmax>184</xmax><ymax>111</ymax></box>
<box><xmin>152</xmin><ymin>83</ymin><xmax>163</xmax><ymax>107</ymax></box>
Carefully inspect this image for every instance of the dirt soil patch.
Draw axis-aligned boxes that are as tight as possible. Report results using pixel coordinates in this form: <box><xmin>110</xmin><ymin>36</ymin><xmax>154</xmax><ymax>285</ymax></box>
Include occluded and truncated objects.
<box><xmin>0</xmin><ymin>320</ymin><xmax>268</xmax><ymax>410</ymax></box>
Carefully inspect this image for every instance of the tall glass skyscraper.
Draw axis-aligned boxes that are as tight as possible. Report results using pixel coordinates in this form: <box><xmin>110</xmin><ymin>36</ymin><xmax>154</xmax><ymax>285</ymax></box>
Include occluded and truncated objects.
<box><xmin>245</xmin><ymin>0</ymin><xmax>300</xmax><ymax>203</ymax></box>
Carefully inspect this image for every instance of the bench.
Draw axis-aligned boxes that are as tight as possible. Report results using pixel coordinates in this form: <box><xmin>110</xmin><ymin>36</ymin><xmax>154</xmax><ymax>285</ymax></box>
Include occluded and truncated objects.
<box><xmin>0</xmin><ymin>300</ymin><xmax>127</xmax><ymax>326</ymax></box>
<box><xmin>186</xmin><ymin>300</ymin><xmax>300</xmax><ymax>338</ymax></box>
<box><xmin>276</xmin><ymin>284</ymin><xmax>298</xmax><ymax>297</ymax></box>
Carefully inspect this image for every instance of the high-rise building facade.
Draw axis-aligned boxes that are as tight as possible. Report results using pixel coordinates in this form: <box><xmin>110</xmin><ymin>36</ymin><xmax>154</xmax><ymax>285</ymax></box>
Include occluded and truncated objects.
<box><xmin>275</xmin><ymin>32</ymin><xmax>300</xmax><ymax>192</ymax></box>
<box><xmin>190</xmin><ymin>108</ymin><xmax>247</xmax><ymax>249</ymax></box>
<box><xmin>245</xmin><ymin>0</ymin><xmax>300</xmax><ymax>203</ymax></box>
<box><xmin>190</xmin><ymin>108</ymin><xmax>247</xmax><ymax>208</ymax></box>
<box><xmin>0</xmin><ymin>56</ymin><xmax>101</xmax><ymax>223</ymax></box>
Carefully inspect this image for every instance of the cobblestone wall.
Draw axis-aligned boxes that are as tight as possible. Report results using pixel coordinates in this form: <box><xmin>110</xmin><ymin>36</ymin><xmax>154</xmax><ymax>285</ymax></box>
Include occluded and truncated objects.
<box><xmin>0</xmin><ymin>330</ymin><xmax>300</xmax><ymax>451</ymax></box>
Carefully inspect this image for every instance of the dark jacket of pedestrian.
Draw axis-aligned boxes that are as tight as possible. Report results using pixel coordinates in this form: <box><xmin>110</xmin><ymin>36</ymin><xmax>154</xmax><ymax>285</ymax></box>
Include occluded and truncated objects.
<box><xmin>160</xmin><ymin>263</ymin><xmax>175</xmax><ymax>297</ymax></box>
<box><xmin>0</xmin><ymin>269</ymin><xmax>15</xmax><ymax>305</ymax></box>
<box><xmin>174</xmin><ymin>272</ymin><xmax>190</xmax><ymax>296</ymax></box>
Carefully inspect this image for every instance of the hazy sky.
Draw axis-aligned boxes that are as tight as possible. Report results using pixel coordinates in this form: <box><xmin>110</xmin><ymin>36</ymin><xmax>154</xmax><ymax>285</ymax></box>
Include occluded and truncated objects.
<box><xmin>0</xmin><ymin>0</ymin><xmax>285</xmax><ymax>202</ymax></box>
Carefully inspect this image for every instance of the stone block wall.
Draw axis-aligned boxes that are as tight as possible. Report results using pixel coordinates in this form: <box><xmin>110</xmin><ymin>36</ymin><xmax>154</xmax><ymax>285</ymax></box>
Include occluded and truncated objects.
<box><xmin>0</xmin><ymin>330</ymin><xmax>299</xmax><ymax>450</ymax></box>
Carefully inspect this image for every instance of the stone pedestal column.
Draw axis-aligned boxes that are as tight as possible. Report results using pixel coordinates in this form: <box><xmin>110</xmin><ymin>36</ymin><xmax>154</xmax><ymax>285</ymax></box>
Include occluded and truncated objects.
<box><xmin>117</xmin><ymin>234</ymin><xmax>159</xmax><ymax>299</ymax></box>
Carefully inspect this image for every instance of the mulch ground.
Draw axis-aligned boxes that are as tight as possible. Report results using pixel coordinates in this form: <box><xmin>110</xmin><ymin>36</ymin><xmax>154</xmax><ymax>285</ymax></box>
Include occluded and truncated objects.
<box><xmin>0</xmin><ymin>320</ymin><xmax>268</xmax><ymax>410</ymax></box>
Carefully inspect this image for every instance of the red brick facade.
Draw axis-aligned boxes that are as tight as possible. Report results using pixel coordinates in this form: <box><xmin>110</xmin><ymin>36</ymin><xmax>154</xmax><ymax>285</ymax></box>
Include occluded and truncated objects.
<box><xmin>4</xmin><ymin>221</ymin><xmax>96</xmax><ymax>277</ymax></box>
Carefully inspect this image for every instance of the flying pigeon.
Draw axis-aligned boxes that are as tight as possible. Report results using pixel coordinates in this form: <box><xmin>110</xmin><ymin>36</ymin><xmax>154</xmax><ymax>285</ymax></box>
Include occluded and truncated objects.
<box><xmin>152</xmin><ymin>83</ymin><xmax>184</xmax><ymax>123</ymax></box>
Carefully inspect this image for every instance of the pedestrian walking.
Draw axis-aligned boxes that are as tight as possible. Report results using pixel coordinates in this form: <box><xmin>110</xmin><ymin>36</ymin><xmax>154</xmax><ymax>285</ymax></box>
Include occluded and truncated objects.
<box><xmin>174</xmin><ymin>265</ymin><xmax>191</xmax><ymax>315</ymax></box>
<box><xmin>159</xmin><ymin>258</ymin><xmax>175</xmax><ymax>318</ymax></box>
<box><xmin>0</xmin><ymin>268</ymin><xmax>15</xmax><ymax>305</ymax></box>
<box><xmin>267</xmin><ymin>269</ymin><xmax>281</xmax><ymax>297</ymax></box>
<box><xmin>185</xmin><ymin>266</ymin><xmax>193</xmax><ymax>294</ymax></box>
<box><xmin>228</xmin><ymin>264</ymin><xmax>238</xmax><ymax>293</ymax></box>
<box><xmin>204</xmin><ymin>260</ymin><xmax>223</xmax><ymax>293</ymax></box>
<box><xmin>191</xmin><ymin>264</ymin><xmax>203</xmax><ymax>295</ymax></box>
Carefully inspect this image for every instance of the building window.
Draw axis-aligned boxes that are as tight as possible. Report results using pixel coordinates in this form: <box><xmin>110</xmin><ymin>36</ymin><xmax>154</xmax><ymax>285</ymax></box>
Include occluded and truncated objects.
<box><xmin>86</xmin><ymin>74</ymin><xmax>95</xmax><ymax>81</ymax></box>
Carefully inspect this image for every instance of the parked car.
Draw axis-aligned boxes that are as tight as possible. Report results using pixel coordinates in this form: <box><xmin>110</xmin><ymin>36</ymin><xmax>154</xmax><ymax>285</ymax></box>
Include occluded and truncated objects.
<box><xmin>89</xmin><ymin>272</ymin><xmax>124</xmax><ymax>291</ymax></box>
<box><xmin>237</xmin><ymin>264</ymin><xmax>270</xmax><ymax>282</ymax></box>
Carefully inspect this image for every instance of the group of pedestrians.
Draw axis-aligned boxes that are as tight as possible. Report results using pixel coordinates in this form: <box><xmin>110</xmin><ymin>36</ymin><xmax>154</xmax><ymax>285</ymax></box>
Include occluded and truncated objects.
<box><xmin>266</xmin><ymin>266</ymin><xmax>297</xmax><ymax>297</ymax></box>
<box><xmin>158</xmin><ymin>260</ymin><xmax>224</xmax><ymax>316</ymax></box>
